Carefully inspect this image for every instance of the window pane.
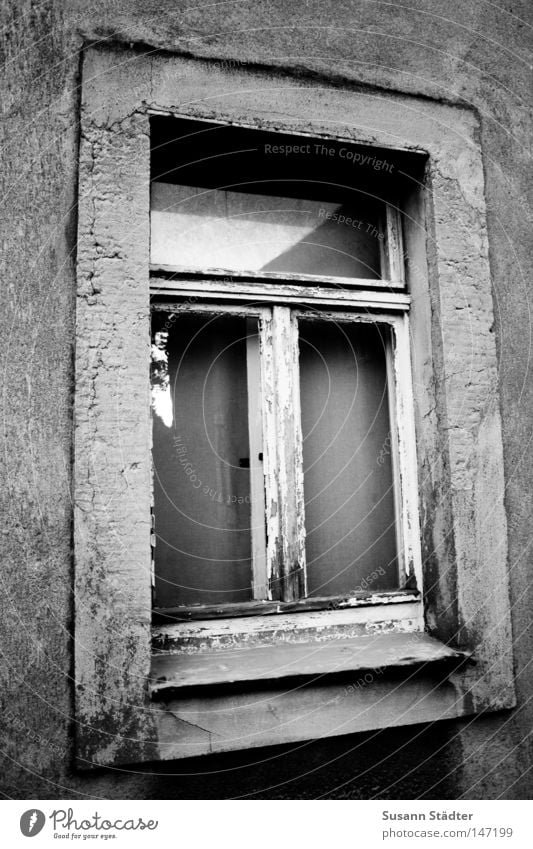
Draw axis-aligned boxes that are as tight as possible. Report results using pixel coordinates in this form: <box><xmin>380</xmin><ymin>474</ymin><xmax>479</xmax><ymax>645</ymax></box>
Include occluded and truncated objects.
<box><xmin>151</xmin><ymin>312</ymin><xmax>257</xmax><ymax>608</ymax></box>
<box><xmin>299</xmin><ymin>320</ymin><xmax>398</xmax><ymax>597</ymax></box>
<box><xmin>151</xmin><ymin>182</ymin><xmax>383</xmax><ymax>280</ymax></box>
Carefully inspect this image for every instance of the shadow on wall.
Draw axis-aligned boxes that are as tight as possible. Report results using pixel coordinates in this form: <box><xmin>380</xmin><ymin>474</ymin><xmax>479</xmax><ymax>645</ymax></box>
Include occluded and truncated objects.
<box><xmin>115</xmin><ymin>720</ymin><xmax>460</xmax><ymax>800</ymax></box>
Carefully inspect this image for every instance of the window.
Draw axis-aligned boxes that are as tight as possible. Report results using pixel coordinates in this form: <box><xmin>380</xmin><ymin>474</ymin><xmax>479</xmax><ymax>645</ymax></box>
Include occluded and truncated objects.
<box><xmin>148</xmin><ymin>120</ymin><xmax>430</xmax><ymax>691</ymax></box>
<box><xmin>74</xmin><ymin>48</ymin><xmax>514</xmax><ymax>767</ymax></box>
<box><xmin>151</xmin><ymin>308</ymin><xmax>406</xmax><ymax>610</ymax></box>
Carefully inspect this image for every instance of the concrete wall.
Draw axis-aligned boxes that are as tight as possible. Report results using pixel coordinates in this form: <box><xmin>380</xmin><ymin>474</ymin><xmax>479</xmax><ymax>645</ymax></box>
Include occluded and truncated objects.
<box><xmin>1</xmin><ymin>0</ymin><xmax>531</xmax><ymax>799</ymax></box>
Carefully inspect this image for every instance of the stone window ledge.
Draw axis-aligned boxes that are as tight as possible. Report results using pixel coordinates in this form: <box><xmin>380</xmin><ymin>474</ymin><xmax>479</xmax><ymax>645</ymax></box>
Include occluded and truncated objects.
<box><xmin>150</xmin><ymin>631</ymin><xmax>469</xmax><ymax>695</ymax></box>
<box><xmin>150</xmin><ymin>633</ymin><xmax>472</xmax><ymax>762</ymax></box>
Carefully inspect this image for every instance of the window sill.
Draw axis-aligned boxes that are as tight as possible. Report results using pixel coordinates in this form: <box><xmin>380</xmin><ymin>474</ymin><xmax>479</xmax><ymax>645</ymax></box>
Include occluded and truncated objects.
<box><xmin>149</xmin><ymin>633</ymin><xmax>472</xmax><ymax>761</ymax></box>
<box><xmin>151</xmin><ymin>631</ymin><xmax>469</xmax><ymax>694</ymax></box>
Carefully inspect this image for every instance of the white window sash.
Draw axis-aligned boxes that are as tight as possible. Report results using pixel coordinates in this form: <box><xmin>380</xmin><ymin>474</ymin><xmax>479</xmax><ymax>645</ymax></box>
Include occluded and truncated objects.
<box><xmin>151</xmin><ymin>297</ymin><xmax>423</xmax><ymax>623</ymax></box>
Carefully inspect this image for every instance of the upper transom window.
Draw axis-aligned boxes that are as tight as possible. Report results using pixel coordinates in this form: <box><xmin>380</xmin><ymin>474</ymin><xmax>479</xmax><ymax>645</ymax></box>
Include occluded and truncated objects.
<box><xmin>150</xmin><ymin>117</ymin><xmax>406</xmax><ymax>289</ymax></box>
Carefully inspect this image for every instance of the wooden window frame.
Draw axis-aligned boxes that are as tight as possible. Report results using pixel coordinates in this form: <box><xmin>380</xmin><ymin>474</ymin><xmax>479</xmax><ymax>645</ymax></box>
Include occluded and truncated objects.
<box><xmin>149</xmin><ymin>247</ymin><xmax>426</xmax><ymax>695</ymax></box>
<box><xmin>74</xmin><ymin>46</ymin><xmax>515</xmax><ymax>767</ymax></box>
<box><xmin>149</xmin><ymin>188</ymin><xmax>416</xmax><ymax>633</ymax></box>
<box><xmin>150</xmin><ymin>289</ymin><xmax>423</xmax><ymax>632</ymax></box>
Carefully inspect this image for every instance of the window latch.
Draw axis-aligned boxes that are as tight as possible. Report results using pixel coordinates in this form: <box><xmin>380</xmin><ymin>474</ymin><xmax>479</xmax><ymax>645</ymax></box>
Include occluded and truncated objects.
<box><xmin>239</xmin><ymin>454</ymin><xmax>263</xmax><ymax>468</ymax></box>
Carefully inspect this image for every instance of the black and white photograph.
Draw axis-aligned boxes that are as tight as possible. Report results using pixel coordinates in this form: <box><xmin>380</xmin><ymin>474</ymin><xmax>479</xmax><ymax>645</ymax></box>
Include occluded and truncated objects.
<box><xmin>0</xmin><ymin>0</ymin><xmax>531</xmax><ymax>837</ymax></box>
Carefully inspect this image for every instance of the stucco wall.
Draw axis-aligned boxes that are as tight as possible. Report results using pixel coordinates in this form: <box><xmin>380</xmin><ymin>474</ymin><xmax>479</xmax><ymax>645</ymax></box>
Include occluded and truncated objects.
<box><xmin>0</xmin><ymin>0</ymin><xmax>531</xmax><ymax>799</ymax></box>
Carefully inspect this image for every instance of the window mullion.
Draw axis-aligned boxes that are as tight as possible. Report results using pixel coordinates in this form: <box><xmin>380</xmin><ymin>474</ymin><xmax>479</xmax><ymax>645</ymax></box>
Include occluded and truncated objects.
<box><xmin>259</xmin><ymin>310</ymin><xmax>279</xmax><ymax>600</ymax></box>
<box><xmin>261</xmin><ymin>306</ymin><xmax>306</xmax><ymax>602</ymax></box>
